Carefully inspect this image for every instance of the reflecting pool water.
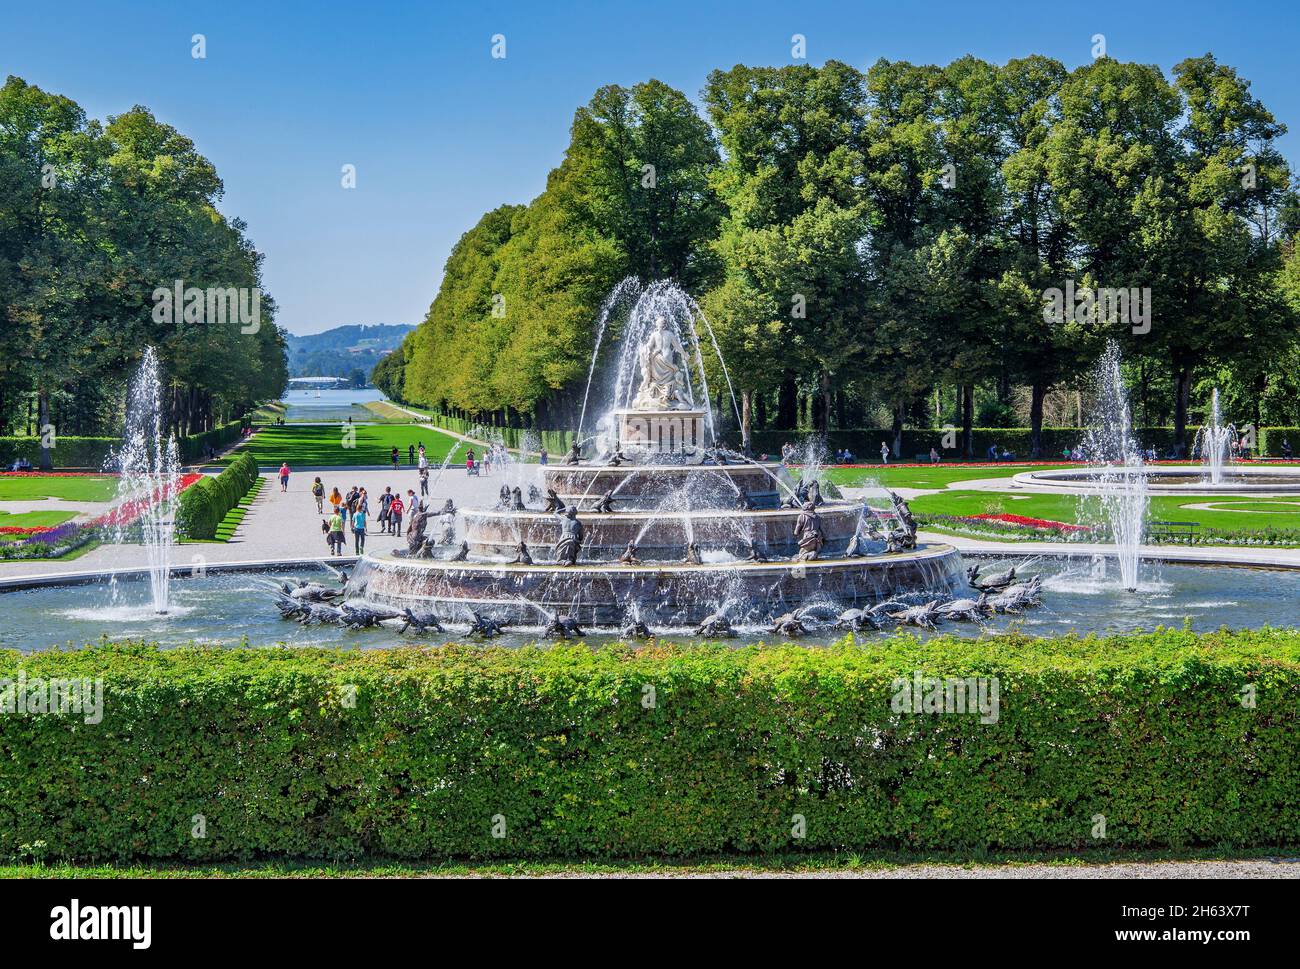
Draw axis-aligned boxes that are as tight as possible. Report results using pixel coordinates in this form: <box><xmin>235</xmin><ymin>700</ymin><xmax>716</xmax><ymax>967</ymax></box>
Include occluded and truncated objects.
<box><xmin>1</xmin><ymin>559</ymin><xmax>1297</xmax><ymax>652</ymax></box>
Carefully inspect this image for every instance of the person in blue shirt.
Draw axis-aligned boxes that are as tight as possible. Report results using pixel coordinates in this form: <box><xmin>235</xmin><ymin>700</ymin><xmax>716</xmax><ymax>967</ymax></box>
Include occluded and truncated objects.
<box><xmin>352</xmin><ymin>507</ymin><xmax>367</xmax><ymax>554</ymax></box>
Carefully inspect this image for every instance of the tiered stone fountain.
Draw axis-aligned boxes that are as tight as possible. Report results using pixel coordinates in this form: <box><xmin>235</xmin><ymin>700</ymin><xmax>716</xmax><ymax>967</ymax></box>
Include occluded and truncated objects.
<box><xmin>346</xmin><ymin>283</ymin><xmax>963</xmax><ymax>628</ymax></box>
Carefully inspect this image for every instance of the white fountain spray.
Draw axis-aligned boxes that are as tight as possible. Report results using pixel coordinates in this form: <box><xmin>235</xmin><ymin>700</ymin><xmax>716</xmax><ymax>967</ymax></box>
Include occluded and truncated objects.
<box><xmin>576</xmin><ymin>276</ymin><xmax>642</xmax><ymax>441</ymax></box>
<box><xmin>1081</xmin><ymin>341</ymin><xmax>1149</xmax><ymax>592</ymax></box>
<box><xmin>111</xmin><ymin>346</ymin><xmax>181</xmax><ymax>613</ymax></box>
<box><xmin>594</xmin><ymin>280</ymin><xmax>742</xmax><ymax>450</ymax></box>
<box><xmin>1195</xmin><ymin>388</ymin><xmax>1235</xmax><ymax>486</ymax></box>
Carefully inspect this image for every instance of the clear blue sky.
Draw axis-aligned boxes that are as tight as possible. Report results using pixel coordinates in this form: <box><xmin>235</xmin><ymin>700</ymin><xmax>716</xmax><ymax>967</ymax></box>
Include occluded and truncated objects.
<box><xmin>4</xmin><ymin>0</ymin><xmax>1298</xmax><ymax>335</ymax></box>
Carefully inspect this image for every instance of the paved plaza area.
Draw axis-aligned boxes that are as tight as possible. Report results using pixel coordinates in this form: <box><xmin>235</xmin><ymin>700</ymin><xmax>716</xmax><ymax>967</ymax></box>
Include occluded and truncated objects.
<box><xmin>6</xmin><ymin>451</ymin><xmax>1300</xmax><ymax>585</ymax></box>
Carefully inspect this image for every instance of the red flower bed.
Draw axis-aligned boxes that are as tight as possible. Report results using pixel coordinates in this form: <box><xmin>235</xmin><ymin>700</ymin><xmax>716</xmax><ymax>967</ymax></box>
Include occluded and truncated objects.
<box><xmin>0</xmin><ymin>471</ymin><xmax>119</xmax><ymax>477</ymax></box>
<box><xmin>969</xmin><ymin>513</ymin><xmax>1091</xmax><ymax>532</ymax></box>
<box><xmin>91</xmin><ymin>473</ymin><xmax>204</xmax><ymax>528</ymax></box>
<box><xmin>0</xmin><ymin>525</ymin><xmax>55</xmax><ymax>535</ymax></box>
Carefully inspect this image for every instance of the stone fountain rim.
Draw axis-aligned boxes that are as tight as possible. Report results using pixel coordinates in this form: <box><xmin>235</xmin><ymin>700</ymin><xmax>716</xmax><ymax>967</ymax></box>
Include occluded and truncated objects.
<box><xmin>360</xmin><ymin>541</ymin><xmax>958</xmax><ymax>574</ymax></box>
<box><xmin>461</xmin><ymin>502</ymin><xmax>865</xmax><ymax>521</ymax></box>
<box><xmin>541</xmin><ymin>460</ymin><xmax>786</xmax><ymax>473</ymax></box>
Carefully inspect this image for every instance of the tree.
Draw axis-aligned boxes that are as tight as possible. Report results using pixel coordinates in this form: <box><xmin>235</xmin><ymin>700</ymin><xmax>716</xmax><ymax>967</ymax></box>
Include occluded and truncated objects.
<box><xmin>702</xmin><ymin>62</ymin><xmax>869</xmax><ymax>441</ymax></box>
<box><xmin>0</xmin><ymin>77</ymin><xmax>286</xmax><ymax>455</ymax></box>
<box><xmin>569</xmin><ymin>80</ymin><xmax>722</xmax><ymax>288</ymax></box>
<box><xmin>402</xmin><ymin>80</ymin><xmax>719</xmax><ymax>425</ymax></box>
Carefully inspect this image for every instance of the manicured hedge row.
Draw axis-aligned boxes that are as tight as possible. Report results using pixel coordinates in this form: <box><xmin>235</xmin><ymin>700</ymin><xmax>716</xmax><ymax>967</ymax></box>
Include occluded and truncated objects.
<box><xmin>0</xmin><ymin>436</ymin><xmax>116</xmax><ymax>469</ymax></box>
<box><xmin>177</xmin><ymin>420</ymin><xmax>244</xmax><ymax>463</ymax></box>
<box><xmin>2</xmin><ymin>421</ymin><xmax>245</xmax><ymax>470</ymax></box>
<box><xmin>748</xmin><ymin>426</ymin><xmax>1238</xmax><ymax>459</ymax></box>
<box><xmin>417</xmin><ymin>410</ymin><xmax>576</xmax><ymax>456</ymax></box>
<box><xmin>175</xmin><ymin>452</ymin><xmax>259</xmax><ymax>539</ymax></box>
<box><xmin>2</xmin><ymin>630</ymin><xmax>1298</xmax><ymax>863</ymax></box>
<box><xmin>1258</xmin><ymin>427</ymin><xmax>1300</xmax><ymax>457</ymax></box>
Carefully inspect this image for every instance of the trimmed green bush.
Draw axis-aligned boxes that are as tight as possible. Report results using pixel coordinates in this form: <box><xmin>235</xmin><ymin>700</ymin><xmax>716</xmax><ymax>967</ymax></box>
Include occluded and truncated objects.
<box><xmin>417</xmin><ymin>410</ymin><xmax>575</xmax><ymax>456</ymax></box>
<box><xmin>177</xmin><ymin>420</ymin><xmax>244</xmax><ymax>463</ymax></box>
<box><xmin>1258</xmin><ymin>427</ymin><xmax>1300</xmax><ymax>457</ymax></box>
<box><xmin>176</xmin><ymin>477</ymin><xmax>220</xmax><ymax>539</ymax></box>
<box><xmin>747</xmin><ymin>427</ymin><xmax>1202</xmax><ymax>459</ymax></box>
<box><xmin>2</xmin><ymin>630</ymin><xmax>1298</xmax><ymax>863</ymax></box>
<box><xmin>0</xmin><ymin>436</ymin><xmax>116</xmax><ymax>469</ymax></box>
<box><xmin>176</xmin><ymin>453</ymin><xmax>258</xmax><ymax>539</ymax></box>
<box><xmin>1</xmin><ymin>421</ymin><xmax>244</xmax><ymax>470</ymax></box>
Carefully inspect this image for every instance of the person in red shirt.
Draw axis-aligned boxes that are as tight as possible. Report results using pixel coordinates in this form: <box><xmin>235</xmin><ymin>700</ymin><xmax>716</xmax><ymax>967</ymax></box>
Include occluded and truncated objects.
<box><xmin>389</xmin><ymin>494</ymin><xmax>404</xmax><ymax>536</ymax></box>
<box><xmin>278</xmin><ymin>462</ymin><xmax>290</xmax><ymax>492</ymax></box>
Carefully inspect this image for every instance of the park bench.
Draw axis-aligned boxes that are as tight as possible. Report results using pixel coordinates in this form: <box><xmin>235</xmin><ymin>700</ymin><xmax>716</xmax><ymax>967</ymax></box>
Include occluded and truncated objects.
<box><xmin>1148</xmin><ymin>519</ymin><xmax>1199</xmax><ymax>541</ymax></box>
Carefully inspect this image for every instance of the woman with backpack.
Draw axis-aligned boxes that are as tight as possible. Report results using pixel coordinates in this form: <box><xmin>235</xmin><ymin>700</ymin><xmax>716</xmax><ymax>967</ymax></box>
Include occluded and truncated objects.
<box><xmin>311</xmin><ymin>477</ymin><xmax>325</xmax><ymax>513</ymax></box>
<box><xmin>326</xmin><ymin>509</ymin><xmax>345</xmax><ymax>556</ymax></box>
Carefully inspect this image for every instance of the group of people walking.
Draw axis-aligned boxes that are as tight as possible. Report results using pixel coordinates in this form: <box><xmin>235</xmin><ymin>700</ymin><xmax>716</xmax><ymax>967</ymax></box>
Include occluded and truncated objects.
<box><xmin>275</xmin><ymin>445</ymin><xmax>438</xmax><ymax>559</ymax></box>
<box><xmin>464</xmin><ymin>442</ymin><xmax>510</xmax><ymax>476</ymax></box>
<box><xmin>316</xmin><ymin>479</ymin><xmax>430</xmax><ymax>556</ymax></box>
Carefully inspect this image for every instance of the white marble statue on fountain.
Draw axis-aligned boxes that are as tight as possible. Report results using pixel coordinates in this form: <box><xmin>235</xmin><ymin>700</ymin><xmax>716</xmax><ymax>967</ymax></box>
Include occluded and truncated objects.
<box><xmin>633</xmin><ymin>315</ymin><xmax>694</xmax><ymax>411</ymax></box>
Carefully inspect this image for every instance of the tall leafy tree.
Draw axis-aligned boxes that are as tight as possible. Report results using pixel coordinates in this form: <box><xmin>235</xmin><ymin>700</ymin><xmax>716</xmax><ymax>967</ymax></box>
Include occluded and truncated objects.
<box><xmin>702</xmin><ymin>61</ymin><xmax>869</xmax><ymax>441</ymax></box>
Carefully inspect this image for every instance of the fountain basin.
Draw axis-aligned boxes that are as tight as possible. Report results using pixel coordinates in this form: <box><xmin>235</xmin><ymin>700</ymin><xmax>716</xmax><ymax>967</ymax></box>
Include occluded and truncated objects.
<box><xmin>461</xmin><ymin>502</ymin><xmax>866</xmax><ymax>561</ymax></box>
<box><xmin>347</xmin><ymin>542</ymin><xmax>964</xmax><ymax>625</ymax></box>
<box><xmin>539</xmin><ymin>463</ymin><xmax>787</xmax><ymax>509</ymax></box>
<box><xmin>1013</xmin><ymin>465</ymin><xmax>1300</xmax><ymax>494</ymax></box>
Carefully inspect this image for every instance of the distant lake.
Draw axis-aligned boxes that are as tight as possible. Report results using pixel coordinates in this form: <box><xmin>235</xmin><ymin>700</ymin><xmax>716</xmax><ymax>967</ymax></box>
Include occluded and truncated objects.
<box><xmin>282</xmin><ymin>387</ymin><xmax>395</xmax><ymax>423</ymax></box>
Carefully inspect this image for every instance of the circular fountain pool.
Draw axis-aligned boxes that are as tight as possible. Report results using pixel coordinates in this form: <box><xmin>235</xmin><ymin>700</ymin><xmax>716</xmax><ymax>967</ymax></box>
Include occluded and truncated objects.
<box><xmin>1014</xmin><ymin>465</ymin><xmax>1300</xmax><ymax>494</ymax></box>
<box><xmin>2</xmin><ymin>559</ymin><xmax>1297</xmax><ymax>652</ymax></box>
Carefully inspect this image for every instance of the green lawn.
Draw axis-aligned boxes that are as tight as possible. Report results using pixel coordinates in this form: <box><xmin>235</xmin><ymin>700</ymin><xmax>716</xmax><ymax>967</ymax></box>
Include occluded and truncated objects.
<box><xmin>0</xmin><ymin>474</ymin><xmax>117</xmax><ymax>501</ymax></box>
<box><xmin>0</xmin><ymin>509</ymin><xmax>77</xmax><ymax>541</ymax></box>
<box><xmin>824</xmin><ymin>463</ymin><xmax>1068</xmax><ymax>490</ymax></box>
<box><xmin>909</xmin><ymin>490</ymin><xmax>1300</xmax><ymax>535</ymax></box>
<box><xmin>214</xmin><ymin>423</ymin><xmax>461</xmax><ymax>468</ymax></box>
<box><xmin>910</xmin><ymin>491</ymin><xmax>1084</xmax><ymax>522</ymax></box>
<box><xmin>361</xmin><ymin>399</ymin><xmax>421</xmax><ymax>421</ymax></box>
<box><xmin>250</xmin><ymin>401</ymin><xmax>287</xmax><ymax>424</ymax></box>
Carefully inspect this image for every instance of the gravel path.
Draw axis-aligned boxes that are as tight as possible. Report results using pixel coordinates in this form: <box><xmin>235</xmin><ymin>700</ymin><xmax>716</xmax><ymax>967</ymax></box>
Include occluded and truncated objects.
<box><xmin>497</xmin><ymin>859</ymin><xmax>1300</xmax><ymax>879</ymax></box>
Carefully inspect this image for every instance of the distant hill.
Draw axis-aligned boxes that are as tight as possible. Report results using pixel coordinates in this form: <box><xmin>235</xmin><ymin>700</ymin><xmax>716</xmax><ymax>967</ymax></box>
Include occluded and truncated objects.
<box><xmin>284</xmin><ymin>324</ymin><xmax>414</xmax><ymax>380</ymax></box>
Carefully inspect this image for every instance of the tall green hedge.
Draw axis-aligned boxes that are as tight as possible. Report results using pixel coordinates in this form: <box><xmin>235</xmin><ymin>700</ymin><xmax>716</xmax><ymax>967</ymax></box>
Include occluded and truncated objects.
<box><xmin>2</xmin><ymin>630</ymin><xmax>1298</xmax><ymax>862</ymax></box>
<box><xmin>747</xmin><ymin>427</ymin><xmax>1215</xmax><ymax>459</ymax></box>
<box><xmin>177</xmin><ymin>420</ymin><xmax>244</xmax><ymax>462</ymax></box>
<box><xmin>1</xmin><ymin>421</ymin><xmax>244</xmax><ymax>470</ymax></box>
<box><xmin>176</xmin><ymin>452</ymin><xmax>258</xmax><ymax>539</ymax></box>
<box><xmin>0</xmin><ymin>436</ymin><xmax>116</xmax><ymax>468</ymax></box>
<box><xmin>1258</xmin><ymin>427</ymin><xmax>1300</xmax><ymax>457</ymax></box>
<box><xmin>418</xmin><ymin>410</ymin><xmax>576</xmax><ymax>456</ymax></box>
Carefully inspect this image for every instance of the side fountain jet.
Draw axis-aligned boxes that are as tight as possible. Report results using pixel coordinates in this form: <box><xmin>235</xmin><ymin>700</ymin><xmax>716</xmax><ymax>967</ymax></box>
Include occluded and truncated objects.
<box><xmin>619</xmin><ymin>612</ymin><xmax>653</xmax><ymax>639</ymax></box>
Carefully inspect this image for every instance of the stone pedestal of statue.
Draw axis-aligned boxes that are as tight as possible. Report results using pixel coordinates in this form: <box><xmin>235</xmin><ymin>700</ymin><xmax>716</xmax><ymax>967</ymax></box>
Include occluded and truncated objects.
<box><xmin>615</xmin><ymin>408</ymin><xmax>706</xmax><ymax>463</ymax></box>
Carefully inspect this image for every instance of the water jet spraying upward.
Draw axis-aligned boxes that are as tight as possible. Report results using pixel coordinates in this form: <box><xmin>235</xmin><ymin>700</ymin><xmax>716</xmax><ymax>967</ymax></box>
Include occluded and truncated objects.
<box><xmin>111</xmin><ymin>347</ymin><xmax>181</xmax><ymax>614</ymax></box>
